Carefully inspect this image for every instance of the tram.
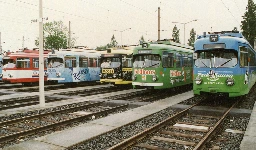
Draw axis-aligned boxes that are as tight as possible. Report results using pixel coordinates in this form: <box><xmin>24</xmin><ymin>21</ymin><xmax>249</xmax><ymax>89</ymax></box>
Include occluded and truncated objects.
<box><xmin>132</xmin><ymin>40</ymin><xmax>194</xmax><ymax>89</ymax></box>
<box><xmin>193</xmin><ymin>31</ymin><xmax>256</xmax><ymax>97</ymax></box>
<box><xmin>2</xmin><ymin>49</ymin><xmax>49</xmax><ymax>85</ymax></box>
<box><xmin>99</xmin><ymin>46</ymin><xmax>133</xmax><ymax>85</ymax></box>
<box><xmin>47</xmin><ymin>48</ymin><xmax>101</xmax><ymax>84</ymax></box>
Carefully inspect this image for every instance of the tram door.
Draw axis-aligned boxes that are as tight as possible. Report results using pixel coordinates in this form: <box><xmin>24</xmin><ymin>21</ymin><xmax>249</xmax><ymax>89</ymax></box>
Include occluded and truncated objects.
<box><xmin>240</xmin><ymin>46</ymin><xmax>249</xmax><ymax>85</ymax></box>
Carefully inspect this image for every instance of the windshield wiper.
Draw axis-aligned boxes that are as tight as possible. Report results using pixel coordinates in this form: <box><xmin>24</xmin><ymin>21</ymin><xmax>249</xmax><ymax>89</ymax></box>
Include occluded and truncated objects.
<box><xmin>198</xmin><ymin>59</ymin><xmax>208</xmax><ymax>67</ymax></box>
<box><xmin>148</xmin><ymin>62</ymin><xmax>160</xmax><ymax>67</ymax></box>
<box><xmin>216</xmin><ymin>58</ymin><xmax>232</xmax><ymax>68</ymax></box>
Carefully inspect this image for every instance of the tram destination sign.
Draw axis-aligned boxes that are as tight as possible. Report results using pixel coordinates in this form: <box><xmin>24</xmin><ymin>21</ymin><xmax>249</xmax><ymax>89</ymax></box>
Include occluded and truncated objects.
<box><xmin>138</xmin><ymin>50</ymin><xmax>152</xmax><ymax>54</ymax></box>
<box><xmin>203</xmin><ymin>43</ymin><xmax>226</xmax><ymax>49</ymax></box>
<box><xmin>210</xmin><ymin>35</ymin><xmax>219</xmax><ymax>42</ymax></box>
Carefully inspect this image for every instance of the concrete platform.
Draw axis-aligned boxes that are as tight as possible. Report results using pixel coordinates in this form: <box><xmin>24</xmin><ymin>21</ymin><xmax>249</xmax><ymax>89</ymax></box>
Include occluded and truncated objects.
<box><xmin>3</xmin><ymin>91</ymin><xmax>194</xmax><ymax>150</ymax></box>
<box><xmin>240</xmin><ymin>102</ymin><xmax>256</xmax><ymax>150</ymax></box>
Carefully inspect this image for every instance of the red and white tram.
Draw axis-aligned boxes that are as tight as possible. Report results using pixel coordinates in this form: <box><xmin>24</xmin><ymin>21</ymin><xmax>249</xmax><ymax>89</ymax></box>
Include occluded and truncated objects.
<box><xmin>2</xmin><ymin>49</ymin><xmax>50</xmax><ymax>85</ymax></box>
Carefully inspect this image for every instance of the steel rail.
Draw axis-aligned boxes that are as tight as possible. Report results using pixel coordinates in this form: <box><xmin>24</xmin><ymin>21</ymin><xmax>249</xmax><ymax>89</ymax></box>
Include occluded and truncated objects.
<box><xmin>107</xmin><ymin>102</ymin><xmax>200</xmax><ymax>150</ymax></box>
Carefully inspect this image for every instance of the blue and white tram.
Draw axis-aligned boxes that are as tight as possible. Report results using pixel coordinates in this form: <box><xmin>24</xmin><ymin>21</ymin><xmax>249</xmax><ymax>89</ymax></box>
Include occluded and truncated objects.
<box><xmin>47</xmin><ymin>49</ymin><xmax>101</xmax><ymax>84</ymax></box>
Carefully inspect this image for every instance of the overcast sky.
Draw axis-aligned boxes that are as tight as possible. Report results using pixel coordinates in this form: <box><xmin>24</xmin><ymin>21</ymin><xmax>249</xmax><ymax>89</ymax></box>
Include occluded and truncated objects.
<box><xmin>0</xmin><ymin>0</ymin><xmax>251</xmax><ymax>51</ymax></box>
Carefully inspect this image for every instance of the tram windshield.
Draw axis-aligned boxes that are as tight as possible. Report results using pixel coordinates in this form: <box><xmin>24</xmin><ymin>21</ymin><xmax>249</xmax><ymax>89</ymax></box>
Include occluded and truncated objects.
<box><xmin>101</xmin><ymin>57</ymin><xmax>121</xmax><ymax>68</ymax></box>
<box><xmin>133</xmin><ymin>54</ymin><xmax>161</xmax><ymax>68</ymax></box>
<box><xmin>47</xmin><ymin>57</ymin><xmax>64</xmax><ymax>68</ymax></box>
<box><xmin>194</xmin><ymin>49</ymin><xmax>238</xmax><ymax>68</ymax></box>
<box><xmin>3</xmin><ymin>59</ymin><xmax>15</xmax><ymax>68</ymax></box>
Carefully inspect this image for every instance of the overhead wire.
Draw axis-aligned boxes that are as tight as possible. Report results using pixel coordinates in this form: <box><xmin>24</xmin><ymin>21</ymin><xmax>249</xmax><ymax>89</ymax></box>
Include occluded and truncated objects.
<box><xmin>220</xmin><ymin>0</ymin><xmax>240</xmax><ymax>24</ymax></box>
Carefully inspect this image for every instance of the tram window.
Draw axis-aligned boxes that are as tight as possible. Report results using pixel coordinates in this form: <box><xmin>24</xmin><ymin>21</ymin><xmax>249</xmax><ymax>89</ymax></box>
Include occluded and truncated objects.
<box><xmin>79</xmin><ymin>57</ymin><xmax>88</xmax><ymax>67</ymax></box>
<box><xmin>183</xmin><ymin>55</ymin><xmax>189</xmax><ymax>67</ymax></box>
<box><xmin>188</xmin><ymin>54</ymin><xmax>193</xmax><ymax>67</ymax></box>
<box><xmin>44</xmin><ymin>58</ymin><xmax>47</xmax><ymax>68</ymax></box>
<box><xmin>33</xmin><ymin>58</ymin><xmax>39</xmax><ymax>68</ymax></box>
<box><xmin>240</xmin><ymin>47</ymin><xmax>248</xmax><ymax>67</ymax></box>
<box><xmin>176</xmin><ymin>54</ymin><xmax>182</xmax><ymax>68</ymax></box>
<box><xmin>16</xmin><ymin>58</ymin><xmax>30</xmax><ymax>68</ymax></box>
<box><xmin>122</xmin><ymin>56</ymin><xmax>132</xmax><ymax>67</ymax></box>
<box><xmin>65</xmin><ymin>57</ymin><xmax>76</xmax><ymax>68</ymax></box>
<box><xmin>3</xmin><ymin>59</ymin><xmax>15</xmax><ymax>68</ymax></box>
<box><xmin>89</xmin><ymin>58</ymin><xmax>97</xmax><ymax>67</ymax></box>
<box><xmin>162</xmin><ymin>52</ymin><xmax>174</xmax><ymax>68</ymax></box>
<box><xmin>248</xmin><ymin>49</ymin><xmax>256</xmax><ymax>66</ymax></box>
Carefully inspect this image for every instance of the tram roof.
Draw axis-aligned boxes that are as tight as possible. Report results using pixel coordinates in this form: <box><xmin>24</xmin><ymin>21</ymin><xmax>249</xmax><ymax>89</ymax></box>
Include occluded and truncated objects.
<box><xmin>48</xmin><ymin>49</ymin><xmax>101</xmax><ymax>57</ymax></box>
<box><xmin>134</xmin><ymin>42</ymin><xmax>194</xmax><ymax>54</ymax></box>
<box><xmin>195</xmin><ymin>31</ymin><xmax>253</xmax><ymax>51</ymax></box>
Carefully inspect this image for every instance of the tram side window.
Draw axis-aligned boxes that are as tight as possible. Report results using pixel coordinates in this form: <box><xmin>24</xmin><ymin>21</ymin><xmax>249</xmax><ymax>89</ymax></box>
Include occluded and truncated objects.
<box><xmin>183</xmin><ymin>54</ymin><xmax>189</xmax><ymax>67</ymax></box>
<box><xmin>79</xmin><ymin>57</ymin><xmax>88</xmax><ymax>67</ymax></box>
<box><xmin>89</xmin><ymin>58</ymin><xmax>97</xmax><ymax>67</ymax></box>
<box><xmin>176</xmin><ymin>53</ymin><xmax>182</xmax><ymax>68</ymax></box>
<box><xmin>240</xmin><ymin>47</ymin><xmax>248</xmax><ymax>67</ymax></box>
<box><xmin>33</xmin><ymin>58</ymin><xmax>39</xmax><ymax>68</ymax></box>
<box><xmin>44</xmin><ymin>58</ymin><xmax>47</xmax><ymax>68</ymax></box>
<box><xmin>65</xmin><ymin>57</ymin><xmax>76</xmax><ymax>68</ymax></box>
<box><xmin>162</xmin><ymin>53</ymin><xmax>174</xmax><ymax>68</ymax></box>
<box><xmin>123</xmin><ymin>58</ymin><xmax>131</xmax><ymax>67</ymax></box>
<box><xmin>188</xmin><ymin>54</ymin><xmax>193</xmax><ymax>67</ymax></box>
<box><xmin>248</xmin><ymin>49</ymin><xmax>256</xmax><ymax>66</ymax></box>
<box><xmin>16</xmin><ymin>58</ymin><xmax>30</xmax><ymax>68</ymax></box>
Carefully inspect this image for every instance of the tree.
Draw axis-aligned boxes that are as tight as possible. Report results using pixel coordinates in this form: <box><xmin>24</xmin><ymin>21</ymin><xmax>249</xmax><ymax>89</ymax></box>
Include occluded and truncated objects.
<box><xmin>241</xmin><ymin>0</ymin><xmax>256</xmax><ymax>47</ymax></box>
<box><xmin>96</xmin><ymin>45</ymin><xmax>107</xmax><ymax>51</ymax></box>
<box><xmin>172</xmin><ymin>25</ymin><xmax>180</xmax><ymax>43</ymax></box>
<box><xmin>187</xmin><ymin>28</ymin><xmax>196</xmax><ymax>47</ymax></box>
<box><xmin>107</xmin><ymin>34</ymin><xmax>118</xmax><ymax>48</ymax></box>
<box><xmin>35</xmin><ymin>21</ymin><xmax>75</xmax><ymax>50</ymax></box>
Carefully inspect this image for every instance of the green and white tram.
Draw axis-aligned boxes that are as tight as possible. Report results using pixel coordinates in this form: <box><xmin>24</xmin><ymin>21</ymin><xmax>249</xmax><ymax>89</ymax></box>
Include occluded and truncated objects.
<box><xmin>132</xmin><ymin>40</ymin><xmax>194</xmax><ymax>89</ymax></box>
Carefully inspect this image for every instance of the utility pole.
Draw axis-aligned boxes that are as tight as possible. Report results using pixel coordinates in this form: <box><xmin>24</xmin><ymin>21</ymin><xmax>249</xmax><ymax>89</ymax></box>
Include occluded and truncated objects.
<box><xmin>158</xmin><ymin>7</ymin><xmax>160</xmax><ymax>41</ymax></box>
<box><xmin>68</xmin><ymin>21</ymin><xmax>71</xmax><ymax>48</ymax></box>
<box><xmin>39</xmin><ymin>0</ymin><xmax>45</xmax><ymax>107</ymax></box>
<box><xmin>172</xmin><ymin>19</ymin><xmax>197</xmax><ymax>45</ymax></box>
<box><xmin>22</xmin><ymin>36</ymin><xmax>24</xmax><ymax>49</ymax></box>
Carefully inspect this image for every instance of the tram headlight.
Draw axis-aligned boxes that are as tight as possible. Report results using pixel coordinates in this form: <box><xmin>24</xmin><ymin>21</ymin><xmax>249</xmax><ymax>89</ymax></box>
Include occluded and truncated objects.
<box><xmin>152</xmin><ymin>75</ymin><xmax>157</xmax><ymax>81</ymax></box>
<box><xmin>0</xmin><ymin>74</ymin><xmax>2</xmax><ymax>78</ymax></box>
<box><xmin>8</xmin><ymin>74</ymin><xmax>13</xmax><ymax>78</ymax></box>
<box><xmin>44</xmin><ymin>72</ymin><xmax>48</xmax><ymax>77</ymax></box>
<box><xmin>99</xmin><ymin>73</ymin><xmax>102</xmax><ymax>78</ymax></box>
<box><xmin>132</xmin><ymin>74</ymin><xmax>137</xmax><ymax>81</ymax></box>
<box><xmin>226</xmin><ymin>78</ymin><xmax>234</xmax><ymax>86</ymax></box>
<box><xmin>56</xmin><ymin>72</ymin><xmax>61</xmax><ymax>77</ymax></box>
<box><xmin>113</xmin><ymin>73</ymin><xmax>117</xmax><ymax>78</ymax></box>
<box><xmin>195</xmin><ymin>77</ymin><xmax>202</xmax><ymax>85</ymax></box>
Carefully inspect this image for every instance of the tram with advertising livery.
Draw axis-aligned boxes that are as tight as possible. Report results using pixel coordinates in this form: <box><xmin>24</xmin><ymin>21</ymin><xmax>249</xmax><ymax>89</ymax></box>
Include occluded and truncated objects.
<box><xmin>2</xmin><ymin>49</ymin><xmax>49</xmax><ymax>85</ymax></box>
<box><xmin>193</xmin><ymin>31</ymin><xmax>256</xmax><ymax>97</ymax></box>
<box><xmin>132</xmin><ymin>40</ymin><xmax>194</xmax><ymax>89</ymax></box>
<box><xmin>47</xmin><ymin>48</ymin><xmax>101</xmax><ymax>84</ymax></box>
<box><xmin>99</xmin><ymin>47</ymin><xmax>133</xmax><ymax>85</ymax></box>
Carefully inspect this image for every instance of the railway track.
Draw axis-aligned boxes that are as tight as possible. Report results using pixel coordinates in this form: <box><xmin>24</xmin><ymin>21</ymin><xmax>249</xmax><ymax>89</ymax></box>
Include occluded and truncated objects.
<box><xmin>107</xmin><ymin>98</ymin><xmax>241</xmax><ymax>150</ymax></box>
<box><xmin>0</xmin><ymin>86</ymin><xmax>128</xmax><ymax>111</ymax></box>
<box><xmin>0</xmin><ymin>101</ymin><xmax>128</xmax><ymax>146</ymax></box>
<box><xmin>106</xmin><ymin>84</ymin><xmax>192</xmax><ymax>103</ymax></box>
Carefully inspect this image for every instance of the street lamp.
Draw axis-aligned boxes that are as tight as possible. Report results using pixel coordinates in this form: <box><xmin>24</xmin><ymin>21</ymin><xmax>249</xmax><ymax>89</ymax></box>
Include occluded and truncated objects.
<box><xmin>114</xmin><ymin>28</ymin><xmax>131</xmax><ymax>46</ymax></box>
<box><xmin>172</xmin><ymin>19</ymin><xmax>197</xmax><ymax>45</ymax></box>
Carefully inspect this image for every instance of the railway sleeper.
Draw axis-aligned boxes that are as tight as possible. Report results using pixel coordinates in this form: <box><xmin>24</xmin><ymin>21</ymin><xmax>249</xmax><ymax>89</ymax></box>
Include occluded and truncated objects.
<box><xmin>160</xmin><ymin>130</ymin><xmax>203</xmax><ymax>139</ymax></box>
<box><xmin>152</xmin><ymin>136</ymin><xmax>196</xmax><ymax>146</ymax></box>
<box><xmin>135</xmin><ymin>143</ymin><xmax>170</xmax><ymax>150</ymax></box>
<box><xmin>169</xmin><ymin>126</ymin><xmax>208</xmax><ymax>132</ymax></box>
